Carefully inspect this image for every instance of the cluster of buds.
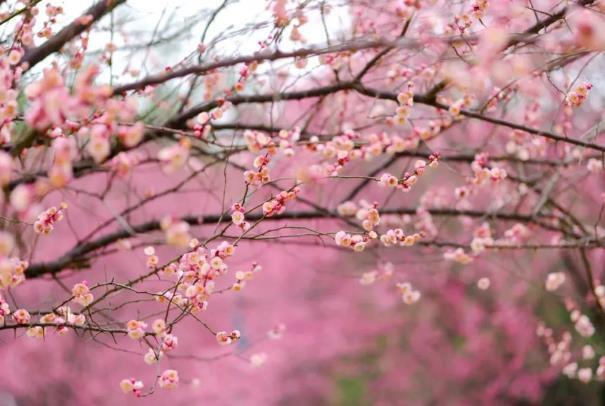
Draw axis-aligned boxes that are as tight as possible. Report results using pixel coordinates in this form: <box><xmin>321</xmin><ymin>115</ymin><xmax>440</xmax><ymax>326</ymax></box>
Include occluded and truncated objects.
<box><xmin>470</xmin><ymin>153</ymin><xmax>507</xmax><ymax>185</ymax></box>
<box><xmin>383</xmin><ymin>155</ymin><xmax>439</xmax><ymax>193</ymax></box>
<box><xmin>573</xmin><ymin>312</ymin><xmax>595</xmax><ymax>338</ymax></box>
<box><xmin>232</xmin><ymin>263</ymin><xmax>262</xmax><ymax>291</ymax></box>
<box><xmin>157</xmin><ymin>241</ymin><xmax>237</xmax><ymax>312</ymax></box>
<box><xmin>0</xmin><ymin>294</ymin><xmax>9</xmax><ymax>325</ymax></box>
<box><xmin>152</xmin><ymin>318</ymin><xmax>167</xmax><ymax>336</ymax></box>
<box><xmin>0</xmin><ymin>257</ymin><xmax>28</xmax><ymax>289</ymax></box>
<box><xmin>312</xmin><ymin>132</ymin><xmax>355</xmax><ymax>161</ymax></box>
<box><xmin>49</xmin><ymin>137</ymin><xmax>77</xmax><ymax>187</ymax></box>
<box><xmin>587</xmin><ymin>158</ymin><xmax>604</xmax><ymax>173</ymax></box>
<box><xmin>120</xmin><ymin>379</ymin><xmax>144</xmax><ymax>396</ymax></box>
<box><xmin>444</xmin><ymin>248</ymin><xmax>474</xmax><ymax>265</ymax></box>
<box><xmin>216</xmin><ymin>329</ymin><xmax>241</xmax><ymax>346</ymax></box>
<box><xmin>244</xmin><ymin>130</ymin><xmax>274</xmax><ymax>153</ymax></box>
<box><xmin>144</xmin><ymin>246</ymin><xmax>159</xmax><ymax>269</ymax></box>
<box><xmin>537</xmin><ymin>322</ymin><xmax>601</xmax><ymax>383</ymax></box>
<box><xmin>380</xmin><ymin>229</ymin><xmax>423</xmax><ymax>247</ymax></box>
<box><xmin>566</xmin><ymin>82</ymin><xmax>592</xmax><ymax>108</ymax></box>
<box><xmin>233</xmin><ymin>63</ymin><xmax>255</xmax><ymax>92</ymax></box>
<box><xmin>35</xmin><ymin>309</ymin><xmax>84</xmax><ymax>337</ymax></box>
<box><xmin>36</xmin><ymin>306</ymin><xmax>86</xmax><ymax>336</ymax></box>
<box><xmin>562</xmin><ymin>360</ymin><xmax>596</xmax><ymax>383</ymax></box>
<box><xmin>336</xmin><ymin>200</ymin><xmax>358</xmax><ymax>217</ymax></box>
<box><xmin>244</xmin><ymin>154</ymin><xmax>271</xmax><ymax>186</ymax></box>
<box><xmin>276</xmin><ymin>127</ymin><xmax>300</xmax><ymax>157</ymax></box>
<box><xmin>110</xmin><ymin>151</ymin><xmax>143</xmax><ymax>177</ymax></box>
<box><xmin>501</xmin><ymin>223</ymin><xmax>530</xmax><ymax>245</ymax></box>
<box><xmin>538</xmin><ymin>324</ymin><xmax>571</xmax><ymax>367</ymax></box>
<box><xmin>396</xmin><ymin>282</ymin><xmax>421</xmax><ymax>304</ymax></box>
<box><xmin>24</xmin><ymin>66</ymin><xmax>110</xmax><ymax>132</ymax></box>
<box><xmin>144</xmin><ymin>348</ymin><xmax>162</xmax><ymax>365</ymax></box>
<box><xmin>355</xmin><ymin>202</ymin><xmax>380</xmax><ymax>231</ymax></box>
<box><xmin>85</xmin><ymin>128</ymin><xmax>111</xmax><ymax>164</ymax></box>
<box><xmin>448</xmin><ymin>95</ymin><xmax>473</xmax><ymax>119</ymax></box>
<box><xmin>126</xmin><ymin>320</ymin><xmax>148</xmax><ymax>340</ymax></box>
<box><xmin>26</xmin><ymin>326</ymin><xmax>44</xmax><ymax>339</ymax></box>
<box><xmin>193</xmin><ymin>99</ymin><xmax>232</xmax><ymax>131</ymax></box>
<box><xmin>470</xmin><ymin>0</ymin><xmax>488</xmax><ymax>19</ymax></box>
<box><xmin>160</xmin><ymin>217</ymin><xmax>192</xmax><ymax>248</ymax></box>
<box><xmin>470</xmin><ymin>222</ymin><xmax>494</xmax><ymax>254</ymax></box>
<box><xmin>158</xmin><ymin>370</ymin><xmax>179</xmax><ymax>390</ymax></box>
<box><xmin>594</xmin><ymin>284</ymin><xmax>605</xmax><ymax>309</ymax></box>
<box><xmin>12</xmin><ymin>308</ymin><xmax>30</xmax><ymax>324</ymax></box>
<box><xmin>334</xmin><ymin>230</ymin><xmax>374</xmax><ymax>252</ymax></box>
<box><xmin>545</xmin><ymin>272</ymin><xmax>566</xmax><ymax>292</ymax></box>
<box><xmin>158</xmin><ymin>138</ymin><xmax>191</xmax><ymax>173</ymax></box>
<box><xmin>116</xmin><ymin>122</ymin><xmax>144</xmax><ymax>147</ymax></box>
<box><xmin>452</xmin><ymin>13</ymin><xmax>473</xmax><ymax>34</ymax></box>
<box><xmin>231</xmin><ymin>203</ymin><xmax>250</xmax><ymax>231</ymax></box>
<box><xmin>359</xmin><ymin>262</ymin><xmax>394</xmax><ymax>285</ymax></box>
<box><xmin>33</xmin><ymin>202</ymin><xmax>67</xmax><ymax>235</ymax></box>
<box><xmin>262</xmin><ymin>187</ymin><xmax>300</xmax><ymax>217</ymax></box>
<box><xmin>385</xmin><ymin>134</ymin><xmax>420</xmax><ymax>154</ymax></box>
<box><xmin>161</xmin><ymin>333</ymin><xmax>179</xmax><ymax>353</ymax></box>
<box><xmin>72</xmin><ymin>281</ymin><xmax>94</xmax><ymax>306</ymax></box>
<box><xmin>392</xmin><ymin>81</ymin><xmax>414</xmax><ymax>125</ymax></box>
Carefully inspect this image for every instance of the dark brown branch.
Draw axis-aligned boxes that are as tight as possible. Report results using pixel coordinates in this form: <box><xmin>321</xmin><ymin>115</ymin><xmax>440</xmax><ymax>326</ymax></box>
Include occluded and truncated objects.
<box><xmin>25</xmin><ymin>207</ymin><xmax>561</xmax><ymax>278</ymax></box>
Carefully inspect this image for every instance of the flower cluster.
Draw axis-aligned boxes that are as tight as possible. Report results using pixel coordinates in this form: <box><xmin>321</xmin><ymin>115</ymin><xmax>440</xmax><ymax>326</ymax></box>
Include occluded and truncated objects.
<box><xmin>545</xmin><ymin>272</ymin><xmax>566</xmax><ymax>292</ymax></box>
<box><xmin>470</xmin><ymin>0</ymin><xmax>488</xmax><ymax>19</ymax></box>
<box><xmin>110</xmin><ymin>151</ymin><xmax>143</xmax><ymax>177</ymax></box>
<box><xmin>448</xmin><ymin>95</ymin><xmax>473</xmax><ymax>119</ymax></box>
<box><xmin>231</xmin><ymin>203</ymin><xmax>250</xmax><ymax>231</ymax></box>
<box><xmin>396</xmin><ymin>282</ymin><xmax>421</xmax><ymax>305</ymax></box>
<box><xmin>126</xmin><ymin>320</ymin><xmax>148</xmax><ymax>340</ymax></box>
<box><xmin>334</xmin><ymin>231</ymin><xmax>373</xmax><ymax>252</ymax></box>
<box><xmin>244</xmin><ymin>130</ymin><xmax>274</xmax><ymax>153</ymax></box>
<box><xmin>538</xmin><ymin>322</ymin><xmax>602</xmax><ymax>384</ymax></box>
<box><xmin>232</xmin><ymin>263</ymin><xmax>262</xmax><ymax>291</ymax></box>
<box><xmin>244</xmin><ymin>153</ymin><xmax>271</xmax><ymax>186</ymax></box>
<box><xmin>470</xmin><ymin>153</ymin><xmax>507</xmax><ymax>186</ymax></box>
<box><xmin>380</xmin><ymin>229</ymin><xmax>423</xmax><ymax>247</ymax></box>
<box><xmin>33</xmin><ymin>202</ymin><xmax>68</xmax><ymax>235</ymax></box>
<box><xmin>216</xmin><ymin>329</ymin><xmax>241</xmax><ymax>346</ymax></box>
<box><xmin>469</xmin><ymin>222</ymin><xmax>494</xmax><ymax>254</ymax></box>
<box><xmin>160</xmin><ymin>217</ymin><xmax>192</xmax><ymax>248</ymax></box>
<box><xmin>158</xmin><ymin>138</ymin><xmax>191</xmax><ymax>173</ymax></box>
<box><xmin>26</xmin><ymin>306</ymin><xmax>86</xmax><ymax>338</ymax></box>
<box><xmin>359</xmin><ymin>262</ymin><xmax>394</xmax><ymax>285</ymax></box>
<box><xmin>155</xmin><ymin>241</ymin><xmax>238</xmax><ymax>314</ymax></box>
<box><xmin>392</xmin><ymin>81</ymin><xmax>414</xmax><ymax>125</ymax></box>
<box><xmin>158</xmin><ymin>370</ymin><xmax>179</xmax><ymax>389</ymax></box>
<box><xmin>380</xmin><ymin>156</ymin><xmax>439</xmax><ymax>192</ymax></box>
<box><xmin>262</xmin><ymin>187</ymin><xmax>300</xmax><ymax>217</ymax></box>
<box><xmin>0</xmin><ymin>294</ymin><xmax>9</xmax><ymax>325</ymax></box>
<box><xmin>444</xmin><ymin>248</ymin><xmax>474</xmax><ymax>265</ymax></box>
<box><xmin>120</xmin><ymin>379</ymin><xmax>144</xmax><ymax>397</ymax></box>
<box><xmin>12</xmin><ymin>308</ymin><xmax>30</xmax><ymax>324</ymax></box>
<box><xmin>565</xmin><ymin>83</ymin><xmax>592</xmax><ymax>108</ymax></box>
<box><xmin>0</xmin><ymin>257</ymin><xmax>28</xmax><ymax>289</ymax></box>
<box><xmin>71</xmin><ymin>281</ymin><xmax>94</xmax><ymax>307</ymax></box>
<box><xmin>49</xmin><ymin>137</ymin><xmax>77</xmax><ymax>187</ymax></box>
